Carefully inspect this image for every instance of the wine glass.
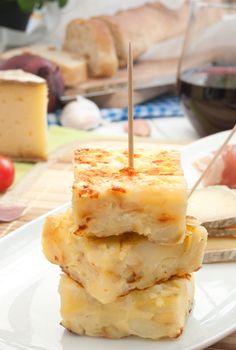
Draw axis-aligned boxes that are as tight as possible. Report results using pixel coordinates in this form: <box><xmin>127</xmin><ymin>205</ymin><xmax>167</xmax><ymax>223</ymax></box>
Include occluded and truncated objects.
<box><xmin>177</xmin><ymin>0</ymin><xmax>236</xmax><ymax>136</ymax></box>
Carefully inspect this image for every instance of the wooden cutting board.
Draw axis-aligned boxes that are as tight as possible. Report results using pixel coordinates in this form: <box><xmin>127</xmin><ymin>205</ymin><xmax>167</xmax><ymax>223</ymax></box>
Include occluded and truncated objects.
<box><xmin>65</xmin><ymin>59</ymin><xmax>177</xmax><ymax>108</ymax></box>
<box><xmin>0</xmin><ymin>137</ymin><xmax>235</xmax><ymax>349</ymax></box>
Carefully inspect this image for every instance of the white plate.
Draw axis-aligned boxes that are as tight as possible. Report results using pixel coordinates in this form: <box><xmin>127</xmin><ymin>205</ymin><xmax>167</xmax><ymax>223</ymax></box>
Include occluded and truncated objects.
<box><xmin>181</xmin><ymin>129</ymin><xmax>236</xmax><ymax>188</ymax></box>
<box><xmin>1</xmin><ymin>131</ymin><xmax>236</xmax><ymax>350</ymax></box>
<box><xmin>0</xmin><ymin>204</ymin><xmax>236</xmax><ymax>350</ymax></box>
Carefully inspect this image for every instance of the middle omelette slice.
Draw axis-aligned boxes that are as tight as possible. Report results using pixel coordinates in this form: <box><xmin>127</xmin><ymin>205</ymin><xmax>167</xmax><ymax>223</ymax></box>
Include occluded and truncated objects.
<box><xmin>42</xmin><ymin>211</ymin><xmax>207</xmax><ymax>304</ymax></box>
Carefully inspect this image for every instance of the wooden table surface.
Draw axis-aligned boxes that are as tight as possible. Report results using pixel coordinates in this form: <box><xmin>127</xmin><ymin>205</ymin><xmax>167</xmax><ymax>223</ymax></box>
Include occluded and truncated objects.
<box><xmin>0</xmin><ymin>138</ymin><xmax>235</xmax><ymax>349</ymax></box>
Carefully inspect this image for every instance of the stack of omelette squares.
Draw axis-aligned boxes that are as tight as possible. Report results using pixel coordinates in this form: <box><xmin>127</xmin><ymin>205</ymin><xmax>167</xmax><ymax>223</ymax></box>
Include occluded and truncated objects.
<box><xmin>42</xmin><ymin>148</ymin><xmax>207</xmax><ymax>340</ymax></box>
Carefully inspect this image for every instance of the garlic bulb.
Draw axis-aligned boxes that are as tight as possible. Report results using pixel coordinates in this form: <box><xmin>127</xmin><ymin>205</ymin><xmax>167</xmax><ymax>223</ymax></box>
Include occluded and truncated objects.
<box><xmin>60</xmin><ymin>96</ymin><xmax>102</xmax><ymax>130</ymax></box>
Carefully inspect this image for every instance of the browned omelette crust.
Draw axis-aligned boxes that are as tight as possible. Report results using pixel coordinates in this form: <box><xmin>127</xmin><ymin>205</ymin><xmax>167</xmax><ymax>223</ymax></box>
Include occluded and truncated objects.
<box><xmin>73</xmin><ymin>148</ymin><xmax>183</xmax><ymax>199</ymax></box>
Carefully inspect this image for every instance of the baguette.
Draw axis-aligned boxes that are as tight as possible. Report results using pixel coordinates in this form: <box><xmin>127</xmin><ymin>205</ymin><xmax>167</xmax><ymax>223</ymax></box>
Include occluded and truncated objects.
<box><xmin>98</xmin><ymin>2</ymin><xmax>189</xmax><ymax>67</ymax></box>
<box><xmin>63</xmin><ymin>18</ymin><xmax>118</xmax><ymax>77</ymax></box>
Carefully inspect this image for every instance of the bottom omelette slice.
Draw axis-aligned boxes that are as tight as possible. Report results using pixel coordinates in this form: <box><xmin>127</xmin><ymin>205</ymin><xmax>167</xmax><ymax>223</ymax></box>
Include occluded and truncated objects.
<box><xmin>59</xmin><ymin>274</ymin><xmax>194</xmax><ymax>340</ymax></box>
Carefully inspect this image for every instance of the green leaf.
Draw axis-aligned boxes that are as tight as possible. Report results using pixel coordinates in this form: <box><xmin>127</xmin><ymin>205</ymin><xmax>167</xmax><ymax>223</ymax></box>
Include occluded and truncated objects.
<box><xmin>58</xmin><ymin>0</ymin><xmax>68</xmax><ymax>8</ymax></box>
<box><xmin>16</xmin><ymin>0</ymin><xmax>68</xmax><ymax>11</ymax></box>
<box><xmin>17</xmin><ymin>0</ymin><xmax>36</xmax><ymax>12</ymax></box>
<box><xmin>36</xmin><ymin>0</ymin><xmax>44</xmax><ymax>9</ymax></box>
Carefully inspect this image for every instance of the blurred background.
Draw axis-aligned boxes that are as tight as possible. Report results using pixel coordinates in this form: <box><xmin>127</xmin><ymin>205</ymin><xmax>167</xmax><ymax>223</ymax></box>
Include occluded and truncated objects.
<box><xmin>1</xmin><ymin>0</ymin><xmax>236</xmax><ymax>140</ymax></box>
<box><xmin>0</xmin><ymin>0</ymin><xmax>236</xmax><ymax>143</ymax></box>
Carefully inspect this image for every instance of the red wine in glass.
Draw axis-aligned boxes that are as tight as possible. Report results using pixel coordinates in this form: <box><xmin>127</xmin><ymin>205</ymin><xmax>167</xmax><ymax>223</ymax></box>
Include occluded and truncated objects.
<box><xmin>178</xmin><ymin>64</ymin><xmax>236</xmax><ymax>136</ymax></box>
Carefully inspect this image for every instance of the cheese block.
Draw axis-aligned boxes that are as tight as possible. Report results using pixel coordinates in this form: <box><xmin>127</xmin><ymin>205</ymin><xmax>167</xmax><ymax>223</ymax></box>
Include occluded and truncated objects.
<box><xmin>72</xmin><ymin>148</ymin><xmax>188</xmax><ymax>243</ymax></box>
<box><xmin>59</xmin><ymin>273</ymin><xmax>194</xmax><ymax>339</ymax></box>
<box><xmin>0</xmin><ymin>70</ymin><xmax>48</xmax><ymax>161</ymax></box>
<box><xmin>42</xmin><ymin>210</ymin><xmax>206</xmax><ymax>304</ymax></box>
<box><xmin>0</xmin><ymin>46</ymin><xmax>88</xmax><ymax>87</ymax></box>
<box><xmin>204</xmin><ymin>237</ymin><xmax>236</xmax><ymax>263</ymax></box>
<box><xmin>188</xmin><ymin>186</ymin><xmax>236</xmax><ymax>236</ymax></box>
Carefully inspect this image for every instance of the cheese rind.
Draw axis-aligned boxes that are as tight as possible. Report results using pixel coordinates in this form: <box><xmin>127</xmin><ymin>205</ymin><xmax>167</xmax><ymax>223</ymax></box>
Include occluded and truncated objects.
<box><xmin>187</xmin><ymin>186</ymin><xmax>236</xmax><ymax>229</ymax></box>
<box><xmin>72</xmin><ymin>148</ymin><xmax>188</xmax><ymax>243</ymax></box>
<box><xmin>207</xmin><ymin>227</ymin><xmax>236</xmax><ymax>237</ymax></box>
<box><xmin>203</xmin><ymin>237</ymin><xmax>236</xmax><ymax>263</ymax></box>
<box><xmin>0</xmin><ymin>69</ymin><xmax>48</xmax><ymax>161</ymax></box>
<box><xmin>0</xmin><ymin>69</ymin><xmax>45</xmax><ymax>83</ymax></box>
<box><xmin>42</xmin><ymin>210</ymin><xmax>206</xmax><ymax>304</ymax></box>
<box><xmin>59</xmin><ymin>273</ymin><xmax>194</xmax><ymax>339</ymax></box>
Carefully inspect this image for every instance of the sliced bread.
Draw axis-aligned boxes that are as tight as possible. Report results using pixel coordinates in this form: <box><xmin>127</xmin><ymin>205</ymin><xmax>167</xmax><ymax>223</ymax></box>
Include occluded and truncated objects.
<box><xmin>0</xmin><ymin>46</ymin><xmax>88</xmax><ymax>87</ymax></box>
<box><xmin>98</xmin><ymin>2</ymin><xmax>189</xmax><ymax>67</ymax></box>
<box><xmin>63</xmin><ymin>18</ymin><xmax>118</xmax><ymax>77</ymax></box>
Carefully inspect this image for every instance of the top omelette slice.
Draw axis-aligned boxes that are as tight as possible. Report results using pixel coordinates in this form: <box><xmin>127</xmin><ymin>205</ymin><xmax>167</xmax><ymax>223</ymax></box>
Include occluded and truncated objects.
<box><xmin>72</xmin><ymin>148</ymin><xmax>187</xmax><ymax>243</ymax></box>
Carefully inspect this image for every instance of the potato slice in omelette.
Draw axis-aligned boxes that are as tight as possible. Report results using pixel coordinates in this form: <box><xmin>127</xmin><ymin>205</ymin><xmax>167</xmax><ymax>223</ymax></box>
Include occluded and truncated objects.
<box><xmin>72</xmin><ymin>148</ymin><xmax>188</xmax><ymax>243</ymax></box>
<box><xmin>42</xmin><ymin>210</ymin><xmax>206</xmax><ymax>304</ymax></box>
<box><xmin>59</xmin><ymin>273</ymin><xmax>194</xmax><ymax>339</ymax></box>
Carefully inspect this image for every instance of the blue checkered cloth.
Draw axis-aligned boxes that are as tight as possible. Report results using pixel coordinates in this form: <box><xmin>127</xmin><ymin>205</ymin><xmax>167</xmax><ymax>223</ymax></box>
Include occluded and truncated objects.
<box><xmin>101</xmin><ymin>95</ymin><xmax>182</xmax><ymax>122</ymax></box>
<box><xmin>48</xmin><ymin>95</ymin><xmax>182</xmax><ymax>126</ymax></box>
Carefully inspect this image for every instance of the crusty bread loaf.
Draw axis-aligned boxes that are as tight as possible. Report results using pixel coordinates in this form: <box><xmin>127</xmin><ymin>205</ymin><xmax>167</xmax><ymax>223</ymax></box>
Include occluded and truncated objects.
<box><xmin>0</xmin><ymin>46</ymin><xmax>88</xmax><ymax>87</ymax></box>
<box><xmin>98</xmin><ymin>2</ymin><xmax>189</xmax><ymax>67</ymax></box>
<box><xmin>63</xmin><ymin>18</ymin><xmax>118</xmax><ymax>77</ymax></box>
<box><xmin>24</xmin><ymin>46</ymin><xmax>88</xmax><ymax>87</ymax></box>
<box><xmin>149</xmin><ymin>1</ymin><xmax>189</xmax><ymax>36</ymax></box>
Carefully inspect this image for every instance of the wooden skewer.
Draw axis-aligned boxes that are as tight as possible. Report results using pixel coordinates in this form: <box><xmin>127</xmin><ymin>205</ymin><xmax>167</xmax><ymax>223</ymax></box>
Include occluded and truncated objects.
<box><xmin>188</xmin><ymin>124</ymin><xmax>236</xmax><ymax>198</ymax></box>
<box><xmin>128</xmin><ymin>41</ymin><xmax>134</xmax><ymax>168</ymax></box>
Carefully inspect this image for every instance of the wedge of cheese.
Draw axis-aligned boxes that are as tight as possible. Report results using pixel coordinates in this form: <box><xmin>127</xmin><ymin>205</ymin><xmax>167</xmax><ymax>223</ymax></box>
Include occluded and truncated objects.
<box><xmin>59</xmin><ymin>273</ymin><xmax>194</xmax><ymax>340</ymax></box>
<box><xmin>42</xmin><ymin>210</ymin><xmax>206</xmax><ymax>303</ymax></box>
<box><xmin>0</xmin><ymin>70</ymin><xmax>48</xmax><ymax>161</ymax></box>
<box><xmin>188</xmin><ymin>186</ymin><xmax>236</xmax><ymax>231</ymax></box>
<box><xmin>204</xmin><ymin>237</ymin><xmax>236</xmax><ymax>263</ymax></box>
<box><xmin>72</xmin><ymin>148</ymin><xmax>188</xmax><ymax>243</ymax></box>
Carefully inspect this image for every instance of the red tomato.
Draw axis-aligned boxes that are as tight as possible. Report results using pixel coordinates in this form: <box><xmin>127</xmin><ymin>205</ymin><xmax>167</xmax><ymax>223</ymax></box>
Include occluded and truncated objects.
<box><xmin>0</xmin><ymin>156</ymin><xmax>15</xmax><ymax>192</ymax></box>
